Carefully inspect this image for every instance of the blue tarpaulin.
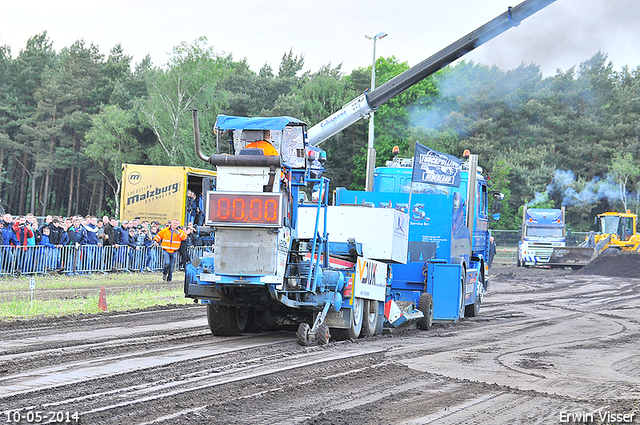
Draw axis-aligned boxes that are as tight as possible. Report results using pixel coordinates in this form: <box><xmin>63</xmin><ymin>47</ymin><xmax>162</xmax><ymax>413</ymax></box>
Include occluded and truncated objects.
<box><xmin>215</xmin><ymin>115</ymin><xmax>307</xmax><ymax>131</ymax></box>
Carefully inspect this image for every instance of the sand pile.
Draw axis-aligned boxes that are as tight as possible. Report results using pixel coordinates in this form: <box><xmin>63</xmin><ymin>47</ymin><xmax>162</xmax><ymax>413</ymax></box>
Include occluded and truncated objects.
<box><xmin>576</xmin><ymin>251</ymin><xmax>640</xmax><ymax>278</ymax></box>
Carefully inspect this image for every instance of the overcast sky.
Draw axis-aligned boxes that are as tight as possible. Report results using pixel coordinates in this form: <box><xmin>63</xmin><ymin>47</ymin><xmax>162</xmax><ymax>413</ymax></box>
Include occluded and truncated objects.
<box><xmin>2</xmin><ymin>0</ymin><xmax>640</xmax><ymax>78</ymax></box>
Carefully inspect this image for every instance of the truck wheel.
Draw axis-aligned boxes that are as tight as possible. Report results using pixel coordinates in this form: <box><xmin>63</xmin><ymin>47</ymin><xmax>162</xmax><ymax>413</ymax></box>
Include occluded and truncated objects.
<box><xmin>316</xmin><ymin>324</ymin><xmax>331</xmax><ymax>345</ymax></box>
<box><xmin>459</xmin><ymin>272</ymin><xmax>466</xmax><ymax>320</ymax></box>
<box><xmin>516</xmin><ymin>257</ymin><xmax>521</xmax><ymax>267</ymax></box>
<box><xmin>479</xmin><ymin>263</ymin><xmax>487</xmax><ymax>293</ymax></box>
<box><xmin>374</xmin><ymin>301</ymin><xmax>385</xmax><ymax>334</ymax></box>
<box><xmin>207</xmin><ymin>304</ymin><xmax>242</xmax><ymax>336</ymax></box>
<box><xmin>296</xmin><ymin>323</ymin><xmax>310</xmax><ymax>346</ymax></box>
<box><xmin>331</xmin><ymin>297</ymin><xmax>364</xmax><ymax>340</ymax></box>
<box><xmin>417</xmin><ymin>293</ymin><xmax>434</xmax><ymax>330</ymax></box>
<box><xmin>183</xmin><ymin>275</ymin><xmax>191</xmax><ymax>296</ymax></box>
<box><xmin>465</xmin><ymin>290</ymin><xmax>481</xmax><ymax>317</ymax></box>
<box><xmin>236</xmin><ymin>307</ymin><xmax>249</xmax><ymax>333</ymax></box>
<box><xmin>361</xmin><ymin>299</ymin><xmax>381</xmax><ymax>337</ymax></box>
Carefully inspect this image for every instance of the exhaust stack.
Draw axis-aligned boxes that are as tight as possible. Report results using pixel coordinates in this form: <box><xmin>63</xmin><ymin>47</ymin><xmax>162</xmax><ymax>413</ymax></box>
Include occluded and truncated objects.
<box><xmin>191</xmin><ymin>109</ymin><xmax>281</xmax><ymax>168</ymax></box>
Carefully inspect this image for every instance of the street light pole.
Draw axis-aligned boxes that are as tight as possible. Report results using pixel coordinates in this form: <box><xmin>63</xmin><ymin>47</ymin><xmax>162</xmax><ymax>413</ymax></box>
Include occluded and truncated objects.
<box><xmin>364</xmin><ymin>32</ymin><xmax>387</xmax><ymax>192</ymax></box>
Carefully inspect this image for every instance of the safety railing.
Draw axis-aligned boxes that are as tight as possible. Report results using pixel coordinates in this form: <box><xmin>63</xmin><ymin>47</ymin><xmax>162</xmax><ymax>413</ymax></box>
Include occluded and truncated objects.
<box><xmin>0</xmin><ymin>245</ymin><xmax>213</xmax><ymax>277</ymax></box>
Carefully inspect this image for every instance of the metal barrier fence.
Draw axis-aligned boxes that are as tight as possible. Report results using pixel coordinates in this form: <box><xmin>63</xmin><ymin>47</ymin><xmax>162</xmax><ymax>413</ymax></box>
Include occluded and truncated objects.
<box><xmin>0</xmin><ymin>245</ymin><xmax>212</xmax><ymax>277</ymax></box>
<box><xmin>0</xmin><ymin>231</ymin><xmax>589</xmax><ymax>276</ymax></box>
<box><xmin>492</xmin><ymin>247</ymin><xmax>517</xmax><ymax>267</ymax></box>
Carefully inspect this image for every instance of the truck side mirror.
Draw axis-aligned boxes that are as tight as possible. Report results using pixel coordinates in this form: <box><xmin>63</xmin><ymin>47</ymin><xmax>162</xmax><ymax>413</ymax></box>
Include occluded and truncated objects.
<box><xmin>490</xmin><ymin>192</ymin><xmax>503</xmax><ymax>222</ymax></box>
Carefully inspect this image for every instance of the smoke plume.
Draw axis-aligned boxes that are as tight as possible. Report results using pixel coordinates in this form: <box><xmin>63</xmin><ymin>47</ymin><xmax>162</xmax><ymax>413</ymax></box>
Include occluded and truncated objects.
<box><xmin>529</xmin><ymin>169</ymin><xmax>629</xmax><ymax>208</ymax></box>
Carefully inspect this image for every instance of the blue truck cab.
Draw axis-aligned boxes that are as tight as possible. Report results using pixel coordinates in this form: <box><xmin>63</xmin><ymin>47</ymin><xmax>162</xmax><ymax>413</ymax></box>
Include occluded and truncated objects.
<box><xmin>335</xmin><ymin>151</ymin><xmax>500</xmax><ymax>323</ymax></box>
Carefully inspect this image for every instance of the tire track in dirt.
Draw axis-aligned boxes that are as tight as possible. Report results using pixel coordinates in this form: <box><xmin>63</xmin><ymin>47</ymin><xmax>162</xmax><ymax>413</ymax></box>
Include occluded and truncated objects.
<box><xmin>1</xmin><ymin>268</ymin><xmax>639</xmax><ymax>424</ymax></box>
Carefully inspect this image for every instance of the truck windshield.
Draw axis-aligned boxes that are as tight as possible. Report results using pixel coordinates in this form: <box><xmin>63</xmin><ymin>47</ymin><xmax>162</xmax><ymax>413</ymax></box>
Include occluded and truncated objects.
<box><xmin>525</xmin><ymin>226</ymin><xmax>563</xmax><ymax>238</ymax></box>
<box><xmin>375</xmin><ymin>175</ymin><xmax>412</xmax><ymax>193</ymax></box>
<box><xmin>413</xmin><ymin>182</ymin><xmax>449</xmax><ymax>195</ymax></box>
<box><xmin>601</xmin><ymin>216</ymin><xmax>620</xmax><ymax>234</ymax></box>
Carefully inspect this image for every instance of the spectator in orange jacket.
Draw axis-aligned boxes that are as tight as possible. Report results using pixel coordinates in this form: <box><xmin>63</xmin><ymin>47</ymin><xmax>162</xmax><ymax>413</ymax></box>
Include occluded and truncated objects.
<box><xmin>153</xmin><ymin>218</ymin><xmax>187</xmax><ymax>282</ymax></box>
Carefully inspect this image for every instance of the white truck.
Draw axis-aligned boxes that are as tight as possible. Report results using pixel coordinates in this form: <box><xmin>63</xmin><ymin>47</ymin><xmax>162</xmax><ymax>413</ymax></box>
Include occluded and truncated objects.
<box><xmin>517</xmin><ymin>206</ymin><xmax>566</xmax><ymax>267</ymax></box>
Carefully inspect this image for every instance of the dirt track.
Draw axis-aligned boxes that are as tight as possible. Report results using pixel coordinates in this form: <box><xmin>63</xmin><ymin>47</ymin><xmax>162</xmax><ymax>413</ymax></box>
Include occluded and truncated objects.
<box><xmin>1</xmin><ymin>266</ymin><xmax>639</xmax><ymax>424</ymax></box>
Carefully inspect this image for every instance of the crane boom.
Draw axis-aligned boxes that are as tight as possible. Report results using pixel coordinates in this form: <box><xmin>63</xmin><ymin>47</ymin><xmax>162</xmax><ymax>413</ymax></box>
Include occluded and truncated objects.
<box><xmin>307</xmin><ymin>0</ymin><xmax>557</xmax><ymax>146</ymax></box>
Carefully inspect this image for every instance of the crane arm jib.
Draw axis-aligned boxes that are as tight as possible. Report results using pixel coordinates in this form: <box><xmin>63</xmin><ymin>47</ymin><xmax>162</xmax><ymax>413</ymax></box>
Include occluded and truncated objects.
<box><xmin>307</xmin><ymin>94</ymin><xmax>371</xmax><ymax>146</ymax></box>
<box><xmin>367</xmin><ymin>0</ymin><xmax>556</xmax><ymax>108</ymax></box>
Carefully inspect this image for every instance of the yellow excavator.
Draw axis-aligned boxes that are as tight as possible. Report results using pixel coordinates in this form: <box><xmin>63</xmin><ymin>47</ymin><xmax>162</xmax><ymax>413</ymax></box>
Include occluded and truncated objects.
<box><xmin>592</xmin><ymin>211</ymin><xmax>640</xmax><ymax>252</ymax></box>
<box><xmin>549</xmin><ymin>211</ymin><xmax>639</xmax><ymax>268</ymax></box>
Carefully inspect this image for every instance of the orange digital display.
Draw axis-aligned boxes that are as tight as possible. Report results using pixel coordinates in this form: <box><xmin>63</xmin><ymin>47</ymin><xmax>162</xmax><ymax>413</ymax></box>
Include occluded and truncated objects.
<box><xmin>206</xmin><ymin>192</ymin><xmax>282</xmax><ymax>227</ymax></box>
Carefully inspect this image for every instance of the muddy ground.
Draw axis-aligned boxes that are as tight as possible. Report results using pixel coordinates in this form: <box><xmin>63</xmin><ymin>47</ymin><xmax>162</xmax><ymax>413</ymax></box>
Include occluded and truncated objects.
<box><xmin>1</xmin><ymin>263</ymin><xmax>639</xmax><ymax>425</ymax></box>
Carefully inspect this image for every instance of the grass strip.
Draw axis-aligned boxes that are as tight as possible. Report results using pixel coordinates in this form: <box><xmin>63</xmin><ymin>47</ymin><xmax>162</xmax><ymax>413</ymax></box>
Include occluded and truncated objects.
<box><xmin>0</xmin><ymin>272</ymin><xmax>163</xmax><ymax>291</ymax></box>
<box><xmin>0</xmin><ymin>287</ymin><xmax>192</xmax><ymax>320</ymax></box>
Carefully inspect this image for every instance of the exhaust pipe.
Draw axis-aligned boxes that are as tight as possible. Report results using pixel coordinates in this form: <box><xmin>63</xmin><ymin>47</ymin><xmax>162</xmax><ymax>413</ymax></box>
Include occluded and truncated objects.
<box><xmin>192</xmin><ymin>109</ymin><xmax>210</xmax><ymax>163</ymax></box>
<box><xmin>192</xmin><ymin>109</ymin><xmax>281</xmax><ymax>168</ymax></box>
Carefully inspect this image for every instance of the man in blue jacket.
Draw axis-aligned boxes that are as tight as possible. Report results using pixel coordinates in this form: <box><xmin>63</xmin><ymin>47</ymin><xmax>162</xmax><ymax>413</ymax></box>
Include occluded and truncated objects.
<box><xmin>70</xmin><ymin>217</ymin><xmax>87</xmax><ymax>274</ymax></box>
<box><xmin>70</xmin><ymin>217</ymin><xmax>88</xmax><ymax>245</ymax></box>
<box><xmin>114</xmin><ymin>220</ymin><xmax>130</xmax><ymax>270</ymax></box>
<box><xmin>84</xmin><ymin>215</ymin><xmax>100</xmax><ymax>272</ymax></box>
<box><xmin>39</xmin><ymin>226</ymin><xmax>57</xmax><ymax>271</ymax></box>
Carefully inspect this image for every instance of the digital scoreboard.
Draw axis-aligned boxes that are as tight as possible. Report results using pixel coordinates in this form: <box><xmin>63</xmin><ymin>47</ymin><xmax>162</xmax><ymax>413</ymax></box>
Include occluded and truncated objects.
<box><xmin>205</xmin><ymin>192</ymin><xmax>283</xmax><ymax>227</ymax></box>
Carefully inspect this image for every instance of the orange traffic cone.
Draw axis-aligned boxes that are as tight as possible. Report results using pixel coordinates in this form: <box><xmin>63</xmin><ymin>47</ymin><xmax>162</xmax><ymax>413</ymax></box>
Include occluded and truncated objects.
<box><xmin>98</xmin><ymin>286</ymin><xmax>108</xmax><ymax>311</ymax></box>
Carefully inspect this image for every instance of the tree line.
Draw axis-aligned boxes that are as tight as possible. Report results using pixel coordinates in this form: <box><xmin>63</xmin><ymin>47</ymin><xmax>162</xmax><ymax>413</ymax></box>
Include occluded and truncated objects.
<box><xmin>1</xmin><ymin>33</ymin><xmax>639</xmax><ymax>230</ymax></box>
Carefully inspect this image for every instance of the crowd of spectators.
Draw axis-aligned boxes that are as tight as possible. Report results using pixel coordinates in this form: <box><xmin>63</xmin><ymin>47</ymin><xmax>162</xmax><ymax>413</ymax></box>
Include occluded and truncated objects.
<box><xmin>0</xmin><ymin>213</ymin><xmax>206</xmax><ymax>276</ymax></box>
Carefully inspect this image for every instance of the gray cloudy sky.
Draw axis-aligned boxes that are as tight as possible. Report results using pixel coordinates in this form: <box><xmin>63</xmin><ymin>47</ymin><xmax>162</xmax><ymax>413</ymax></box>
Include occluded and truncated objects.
<box><xmin>2</xmin><ymin>0</ymin><xmax>639</xmax><ymax>77</ymax></box>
